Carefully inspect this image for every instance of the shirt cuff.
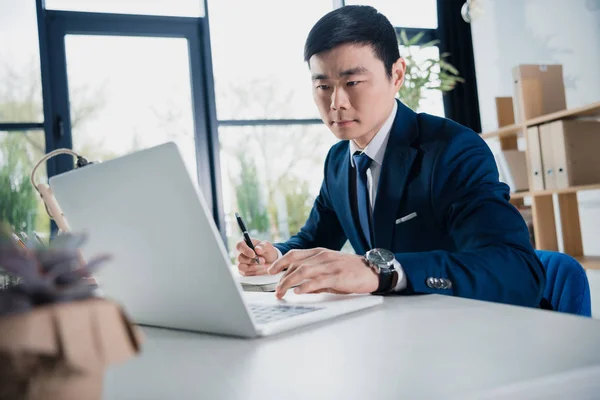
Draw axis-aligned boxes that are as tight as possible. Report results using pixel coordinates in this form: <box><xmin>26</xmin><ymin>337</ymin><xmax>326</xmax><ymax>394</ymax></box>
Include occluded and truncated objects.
<box><xmin>392</xmin><ymin>259</ymin><xmax>407</xmax><ymax>292</ymax></box>
<box><xmin>275</xmin><ymin>247</ymin><xmax>283</xmax><ymax>260</ymax></box>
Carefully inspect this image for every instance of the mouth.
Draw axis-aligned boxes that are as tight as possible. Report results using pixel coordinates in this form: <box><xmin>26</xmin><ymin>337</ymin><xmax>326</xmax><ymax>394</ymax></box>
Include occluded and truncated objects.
<box><xmin>333</xmin><ymin>120</ymin><xmax>356</xmax><ymax>127</ymax></box>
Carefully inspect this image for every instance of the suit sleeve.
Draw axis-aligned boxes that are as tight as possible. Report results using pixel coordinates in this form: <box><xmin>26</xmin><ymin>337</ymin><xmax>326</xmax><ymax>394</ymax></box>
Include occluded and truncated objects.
<box><xmin>395</xmin><ymin>132</ymin><xmax>546</xmax><ymax>307</ymax></box>
<box><xmin>274</xmin><ymin>150</ymin><xmax>347</xmax><ymax>255</ymax></box>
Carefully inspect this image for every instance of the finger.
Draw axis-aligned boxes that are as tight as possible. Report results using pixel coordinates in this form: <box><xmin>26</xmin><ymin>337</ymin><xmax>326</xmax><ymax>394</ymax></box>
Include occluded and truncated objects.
<box><xmin>275</xmin><ymin>263</ymin><xmax>332</xmax><ymax>298</ymax></box>
<box><xmin>235</xmin><ymin>241</ymin><xmax>258</xmax><ymax>259</ymax></box>
<box><xmin>268</xmin><ymin>248</ymin><xmax>325</xmax><ymax>275</ymax></box>
<box><xmin>238</xmin><ymin>263</ymin><xmax>268</xmax><ymax>274</ymax></box>
<box><xmin>293</xmin><ymin>274</ymin><xmax>337</xmax><ymax>295</ymax></box>
<box><xmin>241</xmin><ymin>267</ymin><xmax>269</xmax><ymax>276</ymax></box>
<box><xmin>237</xmin><ymin>253</ymin><xmax>265</xmax><ymax>265</ymax></box>
<box><xmin>254</xmin><ymin>241</ymin><xmax>270</xmax><ymax>256</ymax></box>
<box><xmin>305</xmin><ymin>288</ymin><xmax>344</xmax><ymax>294</ymax></box>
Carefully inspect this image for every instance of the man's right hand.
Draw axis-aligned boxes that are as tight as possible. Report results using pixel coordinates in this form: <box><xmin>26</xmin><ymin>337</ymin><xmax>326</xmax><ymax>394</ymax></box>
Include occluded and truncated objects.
<box><xmin>236</xmin><ymin>239</ymin><xmax>279</xmax><ymax>276</ymax></box>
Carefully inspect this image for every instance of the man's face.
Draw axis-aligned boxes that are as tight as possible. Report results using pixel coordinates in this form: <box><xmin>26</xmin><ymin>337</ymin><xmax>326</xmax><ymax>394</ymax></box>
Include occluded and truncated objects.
<box><xmin>309</xmin><ymin>43</ymin><xmax>405</xmax><ymax>145</ymax></box>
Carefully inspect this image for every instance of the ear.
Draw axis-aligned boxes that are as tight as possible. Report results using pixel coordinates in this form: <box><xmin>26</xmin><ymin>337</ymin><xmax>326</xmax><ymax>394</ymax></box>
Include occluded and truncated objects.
<box><xmin>391</xmin><ymin>58</ymin><xmax>406</xmax><ymax>90</ymax></box>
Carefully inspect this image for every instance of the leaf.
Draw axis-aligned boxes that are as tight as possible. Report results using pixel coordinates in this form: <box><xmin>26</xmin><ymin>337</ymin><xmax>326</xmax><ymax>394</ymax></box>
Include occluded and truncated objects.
<box><xmin>419</xmin><ymin>39</ymin><xmax>440</xmax><ymax>49</ymax></box>
<box><xmin>407</xmin><ymin>31</ymin><xmax>425</xmax><ymax>46</ymax></box>
<box><xmin>400</xmin><ymin>30</ymin><xmax>409</xmax><ymax>46</ymax></box>
<box><xmin>439</xmin><ymin>60</ymin><xmax>460</xmax><ymax>75</ymax></box>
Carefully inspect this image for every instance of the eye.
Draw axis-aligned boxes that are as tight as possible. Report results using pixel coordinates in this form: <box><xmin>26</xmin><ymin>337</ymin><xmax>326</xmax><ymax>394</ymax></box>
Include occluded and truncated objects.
<box><xmin>347</xmin><ymin>81</ymin><xmax>361</xmax><ymax>87</ymax></box>
<box><xmin>316</xmin><ymin>84</ymin><xmax>330</xmax><ymax>90</ymax></box>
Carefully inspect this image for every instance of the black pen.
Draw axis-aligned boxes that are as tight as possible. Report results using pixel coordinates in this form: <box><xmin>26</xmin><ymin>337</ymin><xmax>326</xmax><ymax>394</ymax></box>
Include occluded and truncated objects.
<box><xmin>235</xmin><ymin>212</ymin><xmax>260</xmax><ymax>264</ymax></box>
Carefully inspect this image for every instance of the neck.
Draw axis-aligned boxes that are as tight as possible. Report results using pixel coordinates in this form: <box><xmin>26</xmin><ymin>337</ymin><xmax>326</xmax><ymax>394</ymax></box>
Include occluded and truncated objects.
<box><xmin>352</xmin><ymin>100</ymin><xmax>395</xmax><ymax>149</ymax></box>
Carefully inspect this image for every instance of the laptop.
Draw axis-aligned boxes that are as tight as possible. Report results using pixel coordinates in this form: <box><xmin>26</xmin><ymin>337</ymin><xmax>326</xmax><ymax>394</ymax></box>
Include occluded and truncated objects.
<box><xmin>49</xmin><ymin>142</ymin><xmax>382</xmax><ymax>338</ymax></box>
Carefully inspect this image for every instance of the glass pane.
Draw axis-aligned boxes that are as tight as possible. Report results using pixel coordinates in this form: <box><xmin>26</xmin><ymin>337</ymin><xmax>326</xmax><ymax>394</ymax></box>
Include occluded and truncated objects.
<box><xmin>399</xmin><ymin>45</ymin><xmax>445</xmax><ymax>117</ymax></box>
<box><xmin>64</xmin><ymin>35</ymin><xmax>198</xmax><ymax>182</ymax></box>
<box><xmin>219</xmin><ymin>124</ymin><xmax>340</xmax><ymax>261</ymax></box>
<box><xmin>0</xmin><ymin>0</ymin><xmax>43</xmax><ymax>122</ymax></box>
<box><xmin>208</xmin><ymin>0</ymin><xmax>332</xmax><ymax>120</ymax></box>
<box><xmin>45</xmin><ymin>0</ymin><xmax>204</xmax><ymax>17</ymax></box>
<box><xmin>0</xmin><ymin>130</ymin><xmax>51</xmax><ymax>238</ymax></box>
<box><xmin>345</xmin><ymin>0</ymin><xmax>437</xmax><ymax>29</ymax></box>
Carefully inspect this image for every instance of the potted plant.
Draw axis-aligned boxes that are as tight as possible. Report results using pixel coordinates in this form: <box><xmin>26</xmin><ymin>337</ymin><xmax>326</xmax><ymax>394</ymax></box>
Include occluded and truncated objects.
<box><xmin>397</xmin><ymin>30</ymin><xmax>464</xmax><ymax>111</ymax></box>
<box><xmin>0</xmin><ymin>223</ymin><xmax>142</xmax><ymax>400</ymax></box>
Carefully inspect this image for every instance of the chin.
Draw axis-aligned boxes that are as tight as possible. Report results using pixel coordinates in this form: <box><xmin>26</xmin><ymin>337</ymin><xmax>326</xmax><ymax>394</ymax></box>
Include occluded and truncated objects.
<box><xmin>329</xmin><ymin>125</ymin><xmax>360</xmax><ymax>141</ymax></box>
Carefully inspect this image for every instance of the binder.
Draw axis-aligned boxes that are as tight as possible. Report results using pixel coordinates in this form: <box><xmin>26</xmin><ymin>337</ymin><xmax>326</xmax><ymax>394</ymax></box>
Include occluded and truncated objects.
<box><xmin>495</xmin><ymin>150</ymin><xmax>529</xmax><ymax>192</ymax></box>
<box><xmin>550</xmin><ymin>120</ymin><xmax>600</xmax><ymax>189</ymax></box>
<box><xmin>525</xmin><ymin>126</ymin><xmax>545</xmax><ymax>190</ymax></box>
<box><xmin>539</xmin><ymin>123</ymin><xmax>557</xmax><ymax>190</ymax></box>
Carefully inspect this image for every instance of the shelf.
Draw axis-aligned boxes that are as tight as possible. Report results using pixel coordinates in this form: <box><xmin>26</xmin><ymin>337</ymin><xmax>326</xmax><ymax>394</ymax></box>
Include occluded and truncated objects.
<box><xmin>479</xmin><ymin>101</ymin><xmax>600</xmax><ymax>139</ymax></box>
<box><xmin>510</xmin><ymin>183</ymin><xmax>600</xmax><ymax>199</ymax></box>
<box><xmin>480</xmin><ymin>124</ymin><xmax>522</xmax><ymax>140</ymax></box>
<box><xmin>510</xmin><ymin>191</ymin><xmax>529</xmax><ymax>200</ymax></box>
<box><xmin>525</xmin><ymin>101</ymin><xmax>600</xmax><ymax>127</ymax></box>
<box><xmin>575</xmin><ymin>256</ymin><xmax>600</xmax><ymax>271</ymax></box>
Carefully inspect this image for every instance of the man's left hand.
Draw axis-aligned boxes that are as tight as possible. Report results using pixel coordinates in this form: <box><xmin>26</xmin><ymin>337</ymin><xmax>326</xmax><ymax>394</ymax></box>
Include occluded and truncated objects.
<box><xmin>267</xmin><ymin>248</ymin><xmax>379</xmax><ymax>299</ymax></box>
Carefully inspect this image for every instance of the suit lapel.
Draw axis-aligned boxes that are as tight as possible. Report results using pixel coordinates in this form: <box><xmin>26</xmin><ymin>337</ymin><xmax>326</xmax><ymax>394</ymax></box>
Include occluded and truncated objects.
<box><xmin>372</xmin><ymin>101</ymin><xmax>419</xmax><ymax>250</ymax></box>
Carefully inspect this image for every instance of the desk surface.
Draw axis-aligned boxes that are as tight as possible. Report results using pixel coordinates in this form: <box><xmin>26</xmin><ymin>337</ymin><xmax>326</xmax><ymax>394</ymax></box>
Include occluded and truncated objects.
<box><xmin>104</xmin><ymin>295</ymin><xmax>600</xmax><ymax>399</ymax></box>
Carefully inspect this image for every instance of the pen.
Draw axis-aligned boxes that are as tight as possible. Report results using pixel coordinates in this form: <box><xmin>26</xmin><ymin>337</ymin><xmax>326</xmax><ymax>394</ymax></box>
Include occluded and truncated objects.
<box><xmin>32</xmin><ymin>232</ymin><xmax>46</xmax><ymax>248</ymax></box>
<box><xmin>235</xmin><ymin>212</ymin><xmax>260</xmax><ymax>264</ymax></box>
<box><xmin>11</xmin><ymin>233</ymin><xmax>27</xmax><ymax>249</ymax></box>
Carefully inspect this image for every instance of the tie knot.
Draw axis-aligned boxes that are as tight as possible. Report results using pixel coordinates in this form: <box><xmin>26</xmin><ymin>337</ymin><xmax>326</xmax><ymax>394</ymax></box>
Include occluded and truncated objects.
<box><xmin>353</xmin><ymin>151</ymin><xmax>372</xmax><ymax>174</ymax></box>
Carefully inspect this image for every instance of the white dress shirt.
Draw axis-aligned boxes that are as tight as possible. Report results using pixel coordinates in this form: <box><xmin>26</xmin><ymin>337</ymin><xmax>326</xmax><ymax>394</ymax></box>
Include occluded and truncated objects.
<box><xmin>274</xmin><ymin>100</ymin><xmax>407</xmax><ymax>293</ymax></box>
<box><xmin>348</xmin><ymin>101</ymin><xmax>407</xmax><ymax>292</ymax></box>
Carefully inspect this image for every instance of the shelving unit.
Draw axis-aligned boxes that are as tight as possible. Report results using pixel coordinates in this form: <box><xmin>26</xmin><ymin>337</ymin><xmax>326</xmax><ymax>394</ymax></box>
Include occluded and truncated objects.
<box><xmin>481</xmin><ymin>97</ymin><xmax>600</xmax><ymax>271</ymax></box>
<box><xmin>481</xmin><ymin>101</ymin><xmax>600</xmax><ymax>140</ymax></box>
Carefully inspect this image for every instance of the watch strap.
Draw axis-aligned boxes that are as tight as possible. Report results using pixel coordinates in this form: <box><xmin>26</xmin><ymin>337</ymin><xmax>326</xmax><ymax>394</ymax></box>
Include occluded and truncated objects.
<box><xmin>371</xmin><ymin>268</ymin><xmax>397</xmax><ymax>294</ymax></box>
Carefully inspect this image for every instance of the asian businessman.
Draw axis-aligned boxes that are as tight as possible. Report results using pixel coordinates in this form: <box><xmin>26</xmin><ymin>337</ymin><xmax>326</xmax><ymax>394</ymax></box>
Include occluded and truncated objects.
<box><xmin>235</xmin><ymin>5</ymin><xmax>545</xmax><ymax>307</ymax></box>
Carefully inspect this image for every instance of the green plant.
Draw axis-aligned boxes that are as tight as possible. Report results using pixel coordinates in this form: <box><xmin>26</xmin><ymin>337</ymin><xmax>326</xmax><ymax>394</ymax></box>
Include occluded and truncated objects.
<box><xmin>397</xmin><ymin>30</ymin><xmax>465</xmax><ymax>111</ymax></box>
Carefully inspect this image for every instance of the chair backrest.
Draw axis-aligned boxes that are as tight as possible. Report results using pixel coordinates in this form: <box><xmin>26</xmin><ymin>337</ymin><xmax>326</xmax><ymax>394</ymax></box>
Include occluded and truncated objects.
<box><xmin>535</xmin><ymin>250</ymin><xmax>591</xmax><ymax>317</ymax></box>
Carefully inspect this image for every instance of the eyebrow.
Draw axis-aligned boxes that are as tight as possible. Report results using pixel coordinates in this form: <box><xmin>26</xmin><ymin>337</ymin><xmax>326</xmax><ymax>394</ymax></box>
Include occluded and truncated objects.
<box><xmin>311</xmin><ymin>66</ymin><xmax>370</xmax><ymax>80</ymax></box>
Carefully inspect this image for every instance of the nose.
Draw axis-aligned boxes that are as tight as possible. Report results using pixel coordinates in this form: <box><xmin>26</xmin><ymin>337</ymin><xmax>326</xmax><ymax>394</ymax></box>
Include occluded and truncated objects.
<box><xmin>330</xmin><ymin>86</ymin><xmax>349</xmax><ymax>111</ymax></box>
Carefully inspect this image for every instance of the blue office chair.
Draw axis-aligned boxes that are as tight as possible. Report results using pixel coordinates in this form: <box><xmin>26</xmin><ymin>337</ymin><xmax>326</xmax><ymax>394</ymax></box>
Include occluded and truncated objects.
<box><xmin>535</xmin><ymin>250</ymin><xmax>592</xmax><ymax>317</ymax></box>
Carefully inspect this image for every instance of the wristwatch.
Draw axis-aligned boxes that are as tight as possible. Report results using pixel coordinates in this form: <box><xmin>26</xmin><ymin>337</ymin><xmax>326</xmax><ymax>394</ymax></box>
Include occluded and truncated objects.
<box><xmin>363</xmin><ymin>248</ymin><xmax>398</xmax><ymax>294</ymax></box>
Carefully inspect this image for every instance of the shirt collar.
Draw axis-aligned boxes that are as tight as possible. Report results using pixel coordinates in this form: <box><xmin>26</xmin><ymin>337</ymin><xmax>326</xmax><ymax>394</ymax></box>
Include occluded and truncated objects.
<box><xmin>349</xmin><ymin>101</ymin><xmax>398</xmax><ymax>167</ymax></box>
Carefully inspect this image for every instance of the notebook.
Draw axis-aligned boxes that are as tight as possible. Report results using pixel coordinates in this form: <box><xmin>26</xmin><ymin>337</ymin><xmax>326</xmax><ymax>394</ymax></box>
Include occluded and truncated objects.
<box><xmin>229</xmin><ymin>265</ymin><xmax>284</xmax><ymax>292</ymax></box>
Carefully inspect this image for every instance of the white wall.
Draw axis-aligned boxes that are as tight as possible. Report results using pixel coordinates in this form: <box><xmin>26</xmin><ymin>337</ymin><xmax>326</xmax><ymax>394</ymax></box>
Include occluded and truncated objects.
<box><xmin>472</xmin><ymin>0</ymin><xmax>600</xmax><ymax>133</ymax></box>
<box><xmin>471</xmin><ymin>0</ymin><xmax>600</xmax><ymax>316</ymax></box>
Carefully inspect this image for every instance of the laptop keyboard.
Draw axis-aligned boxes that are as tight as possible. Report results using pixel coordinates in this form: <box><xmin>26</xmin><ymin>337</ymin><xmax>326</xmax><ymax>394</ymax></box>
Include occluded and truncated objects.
<box><xmin>249</xmin><ymin>304</ymin><xmax>322</xmax><ymax>324</ymax></box>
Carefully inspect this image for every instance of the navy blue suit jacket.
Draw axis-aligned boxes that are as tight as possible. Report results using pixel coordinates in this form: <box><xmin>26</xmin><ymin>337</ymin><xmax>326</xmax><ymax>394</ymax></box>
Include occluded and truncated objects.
<box><xmin>274</xmin><ymin>100</ymin><xmax>545</xmax><ymax>307</ymax></box>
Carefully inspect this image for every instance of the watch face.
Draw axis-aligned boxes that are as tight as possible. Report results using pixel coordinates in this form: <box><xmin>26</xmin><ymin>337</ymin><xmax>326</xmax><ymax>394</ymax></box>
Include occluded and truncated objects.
<box><xmin>367</xmin><ymin>248</ymin><xmax>395</xmax><ymax>266</ymax></box>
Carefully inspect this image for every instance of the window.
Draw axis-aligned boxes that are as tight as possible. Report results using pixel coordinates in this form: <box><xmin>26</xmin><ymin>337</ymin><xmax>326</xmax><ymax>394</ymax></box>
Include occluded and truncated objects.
<box><xmin>400</xmin><ymin>45</ymin><xmax>445</xmax><ymax>117</ymax></box>
<box><xmin>219</xmin><ymin>124</ymin><xmax>339</xmax><ymax>261</ymax></box>
<box><xmin>64</xmin><ymin>35</ymin><xmax>199</xmax><ymax>181</ymax></box>
<box><xmin>344</xmin><ymin>0</ymin><xmax>437</xmax><ymax>28</ymax></box>
<box><xmin>0</xmin><ymin>1</ymin><xmax>47</xmax><ymax>237</ymax></box>
<box><xmin>0</xmin><ymin>130</ymin><xmax>50</xmax><ymax>237</ymax></box>
<box><xmin>44</xmin><ymin>0</ymin><xmax>205</xmax><ymax>17</ymax></box>
<box><xmin>0</xmin><ymin>0</ymin><xmax>43</xmax><ymax>123</ymax></box>
<box><xmin>207</xmin><ymin>0</ymin><xmax>332</xmax><ymax>120</ymax></box>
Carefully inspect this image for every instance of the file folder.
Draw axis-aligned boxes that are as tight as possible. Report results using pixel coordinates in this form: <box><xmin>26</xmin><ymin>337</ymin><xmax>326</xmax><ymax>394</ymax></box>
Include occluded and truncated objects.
<box><xmin>526</xmin><ymin>126</ymin><xmax>545</xmax><ymax>191</ymax></box>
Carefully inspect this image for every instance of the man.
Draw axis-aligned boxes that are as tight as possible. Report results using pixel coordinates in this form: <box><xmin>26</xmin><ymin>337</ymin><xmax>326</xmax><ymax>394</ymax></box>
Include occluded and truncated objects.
<box><xmin>236</xmin><ymin>5</ymin><xmax>545</xmax><ymax>306</ymax></box>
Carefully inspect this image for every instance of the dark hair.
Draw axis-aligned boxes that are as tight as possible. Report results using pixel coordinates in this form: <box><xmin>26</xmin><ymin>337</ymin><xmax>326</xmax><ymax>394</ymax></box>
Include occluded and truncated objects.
<box><xmin>304</xmin><ymin>5</ymin><xmax>400</xmax><ymax>79</ymax></box>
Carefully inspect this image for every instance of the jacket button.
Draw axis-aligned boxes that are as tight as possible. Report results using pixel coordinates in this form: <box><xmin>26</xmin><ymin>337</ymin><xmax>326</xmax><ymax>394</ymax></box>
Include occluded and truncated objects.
<box><xmin>426</xmin><ymin>277</ymin><xmax>436</xmax><ymax>288</ymax></box>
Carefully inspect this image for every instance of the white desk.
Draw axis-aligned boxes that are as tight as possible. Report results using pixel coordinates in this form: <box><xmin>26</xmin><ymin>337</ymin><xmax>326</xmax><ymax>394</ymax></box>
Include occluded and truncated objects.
<box><xmin>104</xmin><ymin>295</ymin><xmax>600</xmax><ymax>399</ymax></box>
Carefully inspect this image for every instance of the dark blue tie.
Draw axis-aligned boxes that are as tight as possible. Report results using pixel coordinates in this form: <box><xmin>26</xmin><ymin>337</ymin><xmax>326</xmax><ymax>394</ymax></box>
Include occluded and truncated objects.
<box><xmin>353</xmin><ymin>151</ymin><xmax>373</xmax><ymax>248</ymax></box>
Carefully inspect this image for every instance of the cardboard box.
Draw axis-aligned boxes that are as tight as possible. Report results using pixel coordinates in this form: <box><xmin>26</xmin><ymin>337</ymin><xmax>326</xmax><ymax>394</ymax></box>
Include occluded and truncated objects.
<box><xmin>512</xmin><ymin>64</ymin><xmax>567</xmax><ymax>122</ymax></box>
<box><xmin>0</xmin><ymin>298</ymin><xmax>142</xmax><ymax>400</ymax></box>
<box><xmin>495</xmin><ymin>150</ymin><xmax>529</xmax><ymax>192</ymax></box>
<box><xmin>539</xmin><ymin>119</ymin><xmax>600</xmax><ymax>189</ymax></box>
